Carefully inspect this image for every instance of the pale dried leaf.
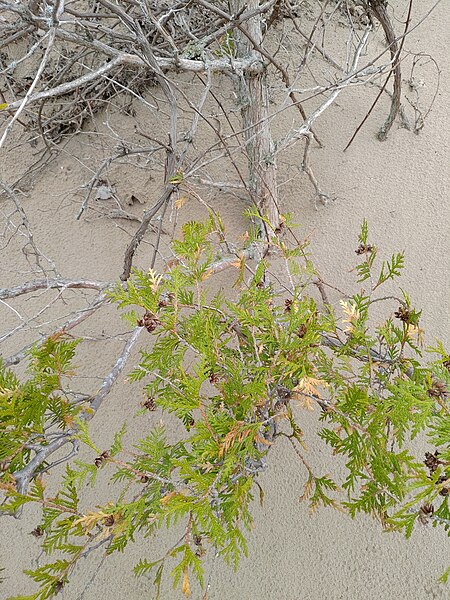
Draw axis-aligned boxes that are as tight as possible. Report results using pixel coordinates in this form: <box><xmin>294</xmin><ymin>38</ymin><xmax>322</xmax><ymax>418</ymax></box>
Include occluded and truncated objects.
<box><xmin>182</xmin><ymin>567</ymin><xmax>191</xmax><ymax>598</ymax></box>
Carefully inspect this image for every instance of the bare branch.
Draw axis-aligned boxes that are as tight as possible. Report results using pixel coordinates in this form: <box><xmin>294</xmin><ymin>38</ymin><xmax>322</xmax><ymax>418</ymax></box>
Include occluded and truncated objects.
<box><xmin>121</xmin><ymin>186</ymin><xmax>175</xmax><ymax>281</ymax></box>
<box><xmin>275</xmin><ymin>24</ymin><xmax>372</xmax><ymax>154</ymax></box>
<box><xmin>89</xmin><ymin>326</ymin><xmax>142</xmax><ymax>413</ymax></box>
<box><xmin>0</xmin><ymin>278</ymin><xmax>110</xmax><ymax>300</ymax></box>
<box><xmin>12</xmin><ymin>326</ymin><xmax>142</xmax><ymax>497</ymax></box>
<box><xmin>2</xmin><ymin>55</ymin><xmax>262</xmax><ymax>114</ymax></box>
<box><xmin>0</xmin><ymin>28</ymin><xmax>55</xmax><ymax>150</ymax></box>
<box><xmin>3</xmin><ymin>291</ymin><xmax>109</xmax><ymax>368</ymax></box>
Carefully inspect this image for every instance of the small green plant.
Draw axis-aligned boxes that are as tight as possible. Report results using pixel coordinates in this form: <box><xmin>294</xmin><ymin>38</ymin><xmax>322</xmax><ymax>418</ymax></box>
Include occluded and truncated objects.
<box><xmin>213</xmin><ymin>30</ymin><xmax>236</xmax><ymax>59</ymax></box>
<box><xmin>1</xmin><ymin>217</ymin><xmax>449</xmax><ymax>598</ymax></box>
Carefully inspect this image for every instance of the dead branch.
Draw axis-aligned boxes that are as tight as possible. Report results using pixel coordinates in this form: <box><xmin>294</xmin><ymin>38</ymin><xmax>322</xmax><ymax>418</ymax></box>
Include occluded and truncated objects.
<box><xmin>276</xmin><ymin>22</ymin><xmax>373</xmax><ymax>154</ymax></box>
<box><xmin>11</xmin><ymin>325</ymin><xmax>142</xmax><ymax>497</ymax></box>
<box><xmin>121</xmin><ymin>185</ymin><xmax>176</xmax><ymax>281</ymax></box>
<box><xmin>89</xmin><ymin>326</ymin><xmax>142</xmax><ymax>412</ymax></box>
<box><xmin>0</xmin><ymin>278</ymin><xmax>110</xmax><ymax>300</ymax></box>
<box><xmin>302</xmin><ymin>133</ymin><xmax>335</xmax><ymax>208</ymax></box>
<box><xmin>0</xmin><ymin>28</ymin><xmax>56</xmax><ymax>151</ymax></box>
<box><xmin>2</xmin><ymin>54</ymin><xmax>262</xmax><ymax>114</ymax></box>
<box><xmin>3</xmin><ymin>291</ymin><xmax>109</xmax><ymax>368</ymax></box>
<box><xmin>0</xmin><ymin>181</ymin><xmax>58</xmax><ymax>276</ymax></box>
<box><xmin>370</xmin><ymin>0</ymin><xmax>413</xmax><ymax>141</ymax></box>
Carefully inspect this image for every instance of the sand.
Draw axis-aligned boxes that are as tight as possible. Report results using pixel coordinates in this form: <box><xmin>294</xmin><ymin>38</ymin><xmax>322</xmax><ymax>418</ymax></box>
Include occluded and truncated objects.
<box><xmin>1</xmin><ymin>1</ymin><xmax>449</xmax><ymax>598</ymax></box>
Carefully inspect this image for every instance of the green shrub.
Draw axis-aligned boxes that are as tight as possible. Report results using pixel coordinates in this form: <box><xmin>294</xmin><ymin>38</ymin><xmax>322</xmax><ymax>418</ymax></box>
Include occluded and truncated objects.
<box><xmin>1</xmin><ymin>217</ymin><xmax>449</xmax><ymax>598</ymax></box>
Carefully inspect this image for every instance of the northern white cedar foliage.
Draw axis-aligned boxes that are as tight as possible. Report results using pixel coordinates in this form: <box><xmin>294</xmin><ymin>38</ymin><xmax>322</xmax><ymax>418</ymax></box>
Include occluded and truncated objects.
<box><xmin>1</xmin><ymin>216</ymin><xmax>450</xmax><ymax>598</ymax></box>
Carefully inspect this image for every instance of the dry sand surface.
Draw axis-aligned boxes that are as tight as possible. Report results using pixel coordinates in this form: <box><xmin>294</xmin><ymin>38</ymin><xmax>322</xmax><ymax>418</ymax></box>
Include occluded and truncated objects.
<box><xmin>1</xmin><ymin>1</ymin><xmax>449</xmax><ymax>598</ymax></box>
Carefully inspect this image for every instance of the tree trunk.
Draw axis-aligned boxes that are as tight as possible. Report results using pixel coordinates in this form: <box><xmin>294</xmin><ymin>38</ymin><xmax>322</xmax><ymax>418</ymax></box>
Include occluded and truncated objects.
<box><xmin>231</xmin><ymin>0</ymin><xmax>281</xmax><ymax>232</ymax></box>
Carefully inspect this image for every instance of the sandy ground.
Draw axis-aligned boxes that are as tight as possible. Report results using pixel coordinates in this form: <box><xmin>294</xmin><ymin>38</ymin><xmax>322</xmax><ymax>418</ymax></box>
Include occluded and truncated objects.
<box><xmin>1</xmin><ymin>1</ymin><xmax>449</xmax><ymax>598</ymax></box>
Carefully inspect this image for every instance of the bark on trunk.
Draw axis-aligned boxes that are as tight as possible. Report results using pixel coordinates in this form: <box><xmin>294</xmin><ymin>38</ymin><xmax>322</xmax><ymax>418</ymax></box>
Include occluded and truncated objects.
<box><xmin>231</xmin><ymin>0</ymin><xmax>280</xmax><ymax>232</ymax></box>
<box><xmin>368</xmin><ymin>0</ymin><xmax>402</xmax><ymax>140</ymax></box>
